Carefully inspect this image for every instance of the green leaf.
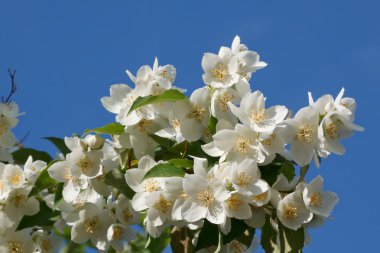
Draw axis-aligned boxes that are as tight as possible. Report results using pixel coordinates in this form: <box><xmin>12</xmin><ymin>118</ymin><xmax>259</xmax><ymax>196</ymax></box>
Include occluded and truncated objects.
<box><xmin>146</xmin><ymin>228</ymin><xmax>171</xmax><ymax>253</ymax></box>
<box><xmin>44</xmin><ymin>137</ymin><xmax>71</xmax><ymax>156</ymax></box>
<box><xmin>29</xmin><ymin>162</ymin><xmax>58</xmax><ymax>197</ymax></box>
<box><xmin>105</xmin><ymin>169</ymin><xmax>135</xmax><ymax>199</ymax></box>
<box><xmin>279</xmin><ymin>223</ymin><xmax>305</xmax><ymax>253</ymax></box>
<box><xmin>83</xmin><ymin>122</ymin><xmax>124</xmax><ymax>136</ymax></box>
<box><xmin>261</xmin><ymin>215</ymin><xmax>279</xmax><ymax>253</ymax></box>
<box><xmin>12</xmin><ymin>148</ymin><xmax>52</xmax><ymax>164</ymax></box>
<box><xmin>149</xmin><ymin>134</ymin><xmax>175</xmax><ymax>149</ymax></box>
<box><xmin>223</xmin><ymin>219</ymin><xmax>249</xmax><ymax>245</ymax></box>
<box><xmin>279</xmin><ymin>161</ymin><xmax>296</xmax><ymax>183</ymax></box>
<box><xmin>143</xmin><ymin>163</ymin><xmax>185</xmax><ymax>180</ymax></box>
<box><xmin>54</xmin><ymin>182</ymin><xmax>64</xmax><ymax>206</ymax></box>
<box><xmin>168</xmin><ymin>158</ymin><xmax>194</xmax><ymax>168</ymax></box>
<box><xmin>17</xmin><ymin>200</ymin><xmax>60</xmax><ymax>230</ymax></box>
<box><xmin>195</xmin><ymin>220</ymin><xmax>219</xmax><ymax>251</ymax></box>
<box><xmin>129</xmin><ymin>89</ymin><xmax>187</xmax><ymax>114</ymax></box>
<box><xmin>208</xmin><ymin>116</ymin><xmax>218</xmax><ymax>135</ymax></box>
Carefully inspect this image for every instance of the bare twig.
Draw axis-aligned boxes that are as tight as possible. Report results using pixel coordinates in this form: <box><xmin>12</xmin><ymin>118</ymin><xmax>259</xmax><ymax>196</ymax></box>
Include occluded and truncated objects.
<box><xmin>2</xmin><ymin>69</ymin><xmax>18</xmax><ymax>104</ymax></box>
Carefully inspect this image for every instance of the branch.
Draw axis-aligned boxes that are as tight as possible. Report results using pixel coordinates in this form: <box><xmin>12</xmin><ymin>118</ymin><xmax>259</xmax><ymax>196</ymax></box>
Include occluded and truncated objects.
<box><xmin>3</xmin><ymin>68</ymin><xmax>18</xmax><ymax>104</ymax></box>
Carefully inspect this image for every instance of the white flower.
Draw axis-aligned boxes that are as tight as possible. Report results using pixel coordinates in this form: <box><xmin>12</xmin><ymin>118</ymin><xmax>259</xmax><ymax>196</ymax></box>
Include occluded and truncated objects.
<box><xmin>277</xmin><ymin>192</ymin><xmax>313</xmax><ymax>230</ymax></box>
<box><xmin>24</xmin><ymin>156</ymin><xmax>46</xmax><ymax>183</ymax></box>
<box><xmin>106</xmin><ymin>223</ymin><xmax>135</xmax><ymax>252</ymax></box>
<box><xmin>181</xmin><ymin>164</ymin><xmax>230</xmax><ymax>224</ymax></box>
<box><xmin>202</xmin><ymin>52</ymin><xmax>239</xmax><ymax>89</ymax></box>
<box><xmin>202</xmin><ymin>124</ymin><xmax>265</xmax><ymax>163</ymax></box>
<box><xmin>303</xmin><ymin>176</ymin><xmax>339</xmax><ymax>217</ymax></box>
<box><xmin>145</xmin><ymin>191</ymin><xmax>176</xmax><ymax>226</ymax></box>
<box><xmin>0</xmin><ymin>230</ymin><xmax>36</xmax><ymax>253</ymax></box>
<box><xmin>114</xmin><ymin>197</ymin><xmax>140</xmax><ymax>225</ymax></box>
<box><xmin>66</xmin><ymin>147</ymin><xmax>103</xmax><ymax>178</ymax></box>
<box><xmin>280</xmin><ymin>106</ymin><xmax>319</xmax><ymax>166</ymax></box>
<box><xmin>3</xmin><ymin>164</ymin><xmax>25</xmax><ymax>188</ymax></box>
<box><xmin>35</xmin><ymin>233</ymin><xmax>62</xmax><ymax>253</ymax></box>
<box><xmin>210</xmin><ymin>87</ymin><xmax>239</xmax><ymax>125</ymax></box>
<box><xmin>71</xmin><ymin>203</ymin><xmax>114</xmax><ymax>250</ymax></box>
<box><xmin>0</xmin><ymin>102</ymin><xmax>20</xmax><ymax>148</ymax></box>
<box><xmin>223</xmin><ymin>192</ymin><xmax>252</xmax><ymax>220</ymax></box>
<box><xmin>4</xmin><ymin>188</ymin><xmax>39</xmax><ymax>221</ymax></box>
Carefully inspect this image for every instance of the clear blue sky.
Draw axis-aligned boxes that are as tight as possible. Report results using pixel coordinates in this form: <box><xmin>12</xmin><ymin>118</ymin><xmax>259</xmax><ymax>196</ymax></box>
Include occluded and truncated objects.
<box><xmin>0</xmin><ymin>1</ymin><xmax>377</xmax><ymax>252</ymax></box>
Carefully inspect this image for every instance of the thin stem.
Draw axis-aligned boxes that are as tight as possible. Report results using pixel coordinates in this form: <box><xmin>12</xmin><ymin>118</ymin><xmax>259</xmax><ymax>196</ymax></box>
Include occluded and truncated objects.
<box><xmin>297</xmin><ymin>165</ymin><xmax>309</xmax><ymax>184</ymax></box>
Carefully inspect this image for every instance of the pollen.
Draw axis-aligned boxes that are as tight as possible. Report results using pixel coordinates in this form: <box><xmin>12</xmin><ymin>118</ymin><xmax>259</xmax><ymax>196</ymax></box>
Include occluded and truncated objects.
<box><xmin>123</xmin><ymin>208</ymin><xmax>133</xmax><ymax>222</ymax></box>
<box><xmin>41</xmin><ymin>239</ymin><xmax>53</xmax><ymax>252</ymax></box>
<box><xmin>171</xmin><ymin>118</ymin><xmax>181</xmax><ymax>130</ymax></box>
<box><xmin>112</xmin><ymin>226</ymin><xmax>125</xmax><ymax>240</ymax></box>
<box><xmin>227</xmin><ymin>195</ymin><xmax>244</xmax><ymax>210</ymax></box>
<box><xmin>12</xmin><ymin>194</ymin><xmax>27</xmax><ymax>208</ymax></box>
<box><xmin>309</xmin><ymin>192</ymin><xmax>323</xmax><ymax>206</ymax></box>
<box><xmin>230</xmin><ymin>240</ymin><xmax>246</xmax><ymax>253</ymax></box>
<box><xmin>8</xmin><ymin>240</ymin><xmax>23</xmax><ymax>253</ymax></box>
<box><xmin>9</xmin><ymin>173</ymin><xmax>22</xmax><ymax>186</ymax></box>
<box><xmin>236</xmin><ymin>172</ymin><xmax>253</xmax><ymax>188</ymax></box>
<box><xmin>137</xmin><ymin>119</ymin><xmax>151</xmax><ymax>133</ymax></box>
<box><xmin>296</xmin><ymin>123</ymin><xmax>315</xmax><ymax>143</ymax></box>
<box><xmin>212</xmin><ymin>63</ymin><xmax>229</xmax><ymax>81</ymax></box>
<box><xmin>218</xmin><ymin>92</ymin><xmax>234</xmax><ymax>112</ymax></box>
<box><xmin>153</xmin><ymin>195</ymin><xmax>172</xmax><ymax>213</ymax></box>
<box><xmin>262</xmin><ymin>134</ymin><xmax>276</xmax><ymax>146</ymax></box>
<box><xmin>144</xmin><ymin>179</ymin><xmax>161</xmax><ymax>192</ymax></box>
<box><xmin>325</xmin><ymin>123</ymin><xmax>339</xmax><ymax>139</ymax></box>
<box><xmin>250</xmin><ymin>108</ymin><xmax>266</xmax><ymax>124</ymax></box>
<box><xmin>283</xmin><ymin>204</ymin><xmax>298</xmax><ymax>219</ymax></box>
<box><xmin>187</xmin><ymin>105</ymin><xmax>207</xmax><ymax>122</ymax></box>
<box><xmin>254</xmin><ymin>191</ymin><xmax>268</xmax><ymax>202</ymax></box>
<box><xmin>196</xmin><ymin>188</ymin><xmax>215</xmax><ymax>207</ymax></box>
<box><xmin>77</xmin><ymin>156</ymin><xmax>92</xmax><ymax>173</ymax></box>
<box><xmin>84</xmin><ymin>216</ymin><xmax>101</xmax><ymax>234</ymax></box>
<box><xmin>234</xmin><ymin>136</ymin><xmax>251</xmax><ymax>154</ymax></box>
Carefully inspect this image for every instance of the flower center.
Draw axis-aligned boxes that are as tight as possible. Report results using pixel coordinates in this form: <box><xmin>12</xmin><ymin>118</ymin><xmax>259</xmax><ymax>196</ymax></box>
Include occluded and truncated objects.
<box><xmin>254</xmin><ymin>191</ymin><xmax>268</xmax><ymax>202</ymax></box>
<box><xmin>8</xmin><ymin>240</ymin><xmax>23</xmax><ymax>253</ymax></box>
<box><xmin>77</xmin><ymin>156</ymin><xmax>92</xmax><ymax>173</ymax></box>
<box><xmin>230</xmin><ymin>240</ymin><xmax>246</xmax><ymax>253</ymax></box>
<box><xmin>144</xmin><ymin>179</ymin><xmax>161</xmax><ymax>192</ymax></box>
<box><xmin>284</xmin><ymin>204</ymin><xmax>298</xmax><ymax>219</ymax></box>
<box><xmin>137</xmin><ymin>119</ymin><xmax>151</xmax><ymax>133</ymax></box>
<box><xmin>153</xmin><ymin>195</ymin><xmax>172</xmax><ymax>213</ymax></box>
<box><xmin>9</xmin><ymin>173</ymin><xmax>22</xmax><ymax>186</ymax></box>
<box><xmin>227</xmin><ymin>195</ymin><xmax>244</xmax><ymax>210</ymax></box>
<box><xmin>234</xmin><ymin>137</ymin><xmax>251</xmax><ymax>154</ymax></box>
<box><xmin>212</xmin><ymin>63</ymin><xmax>229</xmax><ymax>81</ymax></box>
<box><xmin>187</xmin><ymin>105</ymin><xmax>206</xmax><ymax>122</ymax></box>
<box><xmin>123</xmin><ymin>208</ymin><xmax>133</xmax><ymax>222</ymax></box>
<box><xmin>236</xmin><ymin>172</ymin><xmax>252</xmax><ymax>188</ymax></box>
<box><xmin>250</xmin><ymin>109</ymin><xmax>266</xmax><ymax>124</ymax></box>
<box><xmin>296</xmin><ymin>123</ymin><xmax>315</xmax><ymax>143</ymax></box>
<box><xmin>196</xmin><ymin>188</ymin><xmax>215</xmax><ymax>207</ymax></box>
<box><xmin>310</xmin><ymin>192</ymin><xmax>323</xmax><ymax>206</ymax></box>
<box><xmin>262</xmin><ymin>134</ymin><xmax>276</xmax><ymax>146</ymax></box>
<box><xmin>218</xmin><ymin>92</ymin><xmax>234</xmax><ymax>112</ymax></box>
<box><xmin>171</xmin><ymin>118</ymin><xmax>181</xmax><ymax>131</ymax></box>
<box><xmin>112</xmin><ymin>226</ymin><xmax>125</xmax><ymax>240</ymax></box>
<box><xmin>84</xmin><ymin>216</ymin><xmax>101</xmax><ymax>234</ymax></box>
<box><xmin>41</xmin><ymin>239</ymin><xmax>53</xmax><ymax>252</ymax></box>
<box><xmin>325</xmin><ymin>122</ymin><xmax>339</xmax><ymax>139</ymax></box>
<box><xmin>12</xmin><ymin>194</ymin><xmax>27</xmax><ymax>208</ymax></box>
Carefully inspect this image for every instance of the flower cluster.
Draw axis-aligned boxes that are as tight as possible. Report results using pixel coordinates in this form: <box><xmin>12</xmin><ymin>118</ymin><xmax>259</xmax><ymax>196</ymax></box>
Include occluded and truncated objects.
<box><xmin>0</xmin><ymin>37</ymin><xmax>363</xmax><ymax>253</ymax></box>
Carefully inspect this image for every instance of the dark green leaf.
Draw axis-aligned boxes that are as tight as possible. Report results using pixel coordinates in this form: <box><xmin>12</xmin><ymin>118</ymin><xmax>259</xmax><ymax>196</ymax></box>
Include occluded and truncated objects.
<box><xmin>143</xmin><ymin>163</ymin><xmax>185</xmax><ymax>180</ymax></box>
<box><xmin>149</xmin><ymin>134</ymin><xmax>175</xmax><ymax>149</ymax></box>
<box><xmin>12</xmin><ymin>148</ymin><xmax>52</xmax><ymax>164</ymax></box>
<box><xmin>279</xmin><ymin>161</ymin><xmax>296</xmax><ymax>183</ymax></box>
<box><xmin>279</xmin><ymin>223</ymin><xmax>305</xmax><ymax>253</ymax></box>
<box><xmin>54</xmin><ymin>182</ymin><xmax>64</xmax><ymax>206</ymax></box>
<box><xmin>105</xmin><ymin>169</ymin><xmax>135</xmax><ymax>199</ymax></box>
<box><xmin>261</xmin><ymin>215</ymin><xmax>278</xmax><ymax>253</ymax></box>
<box><xmin>129</xmin><ymin>89</ymin><xmax>187</xmax><ymax>114</ymax></box>
<box><xmin>208</xmin><ymin>116</ymin><xmax>218</xmax><ymax>135</ymax></box>
<box><xmin>83</xmin><ymin>122</ymin><xmax>124</xmax><ymax>136</ymax></box>
<box><xmin>44</xmin><ymin>137</ymin><xmax>71</xmax><ymax>156</ymax></box>
<box><xmin>146</xmin><ymin>228</ymin><xmax>171</xmax><ymax>253</ymax></box>
<box><xmin>195</xmin><ymin>220</ymin><xmax>219</xmax><ymax>251</ymax></box>
<box><xmin>17</xmin><ymin>201</ymin><xmax>60</xmax><ymax>230</ymax></box>
<box><xmin>168</xmin><ymin>158</ymin><xmax>194</xmax><ymax>168</ymax></box>
<box><xmin>29</xmin><ymin>162</ymin><xmax>58</xmax><ymax>197</ymax></box>
<box><xmin>223</xmin><ymin>219</ymin><xmax>249</xmax><ymax>244</ymax></box>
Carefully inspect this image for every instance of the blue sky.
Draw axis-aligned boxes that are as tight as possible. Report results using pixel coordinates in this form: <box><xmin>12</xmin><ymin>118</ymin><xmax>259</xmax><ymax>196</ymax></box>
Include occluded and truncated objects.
<box><xmin>0</xmin><ymin>0</ymin><xmax>378</xmax><ymax>252</ymax></box>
